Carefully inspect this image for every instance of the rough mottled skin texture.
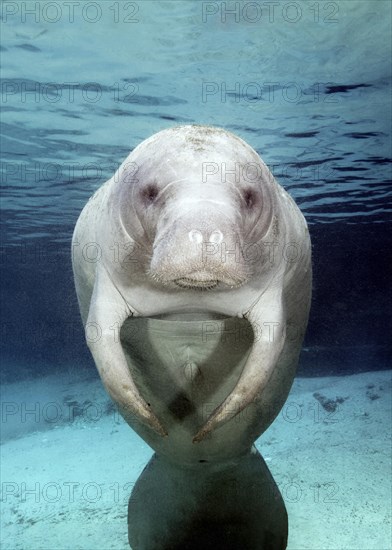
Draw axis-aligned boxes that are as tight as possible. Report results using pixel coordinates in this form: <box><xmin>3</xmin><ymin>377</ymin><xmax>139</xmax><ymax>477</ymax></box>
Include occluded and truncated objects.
<box><xmin>72</xmin><ymin>125</ymin><xmax>311</xmax><ymax>549</ymax></box>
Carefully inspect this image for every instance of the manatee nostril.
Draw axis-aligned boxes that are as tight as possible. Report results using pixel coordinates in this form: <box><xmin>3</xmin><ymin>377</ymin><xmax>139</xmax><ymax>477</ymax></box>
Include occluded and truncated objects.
<box><xmin>188</xmin><ymin>230</ymin><xmax>203</xmax><ymax>244</ymax></box>
<box><xmin>209</xmin><ymin>230</ymin><xmax>223</xmax><ymax>244</ymax></box>
<box><xmin>188</xmin><ymin>229</ymin><xmax>223</xmax><ymax>244</ymax></box>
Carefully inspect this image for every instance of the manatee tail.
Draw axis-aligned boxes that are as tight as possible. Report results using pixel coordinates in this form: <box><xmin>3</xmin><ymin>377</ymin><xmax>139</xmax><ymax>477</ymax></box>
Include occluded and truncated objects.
<box><xmin>128</xmin><ymin>446</ymin><xmax>288</xmax><ymax>550</ymax></box>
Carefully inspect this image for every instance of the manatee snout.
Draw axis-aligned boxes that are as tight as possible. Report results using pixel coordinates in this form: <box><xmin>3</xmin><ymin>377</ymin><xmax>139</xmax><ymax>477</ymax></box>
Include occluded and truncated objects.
<box><xmin>149</xmin><ymin>208</ymin><xmax>249</xmax><ymax>290</ymax></box>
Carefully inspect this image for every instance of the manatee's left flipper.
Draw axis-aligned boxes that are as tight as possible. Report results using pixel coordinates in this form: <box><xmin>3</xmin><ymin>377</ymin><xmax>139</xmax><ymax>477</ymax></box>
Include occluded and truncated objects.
<box><xmin>193</xmin><ymin>283</ymin><xmax>285</xmax><ymax>442</ymax></box>
<box><xmin>86</xmin><ymin>266</ymin><xmax>167</xmax><ymax>437</ymax></box>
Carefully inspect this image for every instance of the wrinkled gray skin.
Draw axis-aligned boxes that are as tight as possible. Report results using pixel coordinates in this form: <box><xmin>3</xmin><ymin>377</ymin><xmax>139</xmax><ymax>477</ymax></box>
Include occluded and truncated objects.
<box><xmin>72</xmin><ymin>125</ymin><xmax>311</xmax><ymax>549</ymax></box>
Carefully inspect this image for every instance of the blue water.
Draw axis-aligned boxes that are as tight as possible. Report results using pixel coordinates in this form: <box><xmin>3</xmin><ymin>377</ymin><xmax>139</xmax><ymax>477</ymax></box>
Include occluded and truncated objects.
<box><xmin>1</xmin><ymin>1</ymin><xmax>391</xmax><ymax>243</ymax></box>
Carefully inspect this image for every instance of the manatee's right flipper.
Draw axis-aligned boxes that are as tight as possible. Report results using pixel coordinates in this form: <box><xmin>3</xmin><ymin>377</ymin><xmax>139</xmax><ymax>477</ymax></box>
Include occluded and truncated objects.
<box><xmin>86</xmin><ymin>267</ymin><xmax>167</xmax><ymax>437</ymax></box>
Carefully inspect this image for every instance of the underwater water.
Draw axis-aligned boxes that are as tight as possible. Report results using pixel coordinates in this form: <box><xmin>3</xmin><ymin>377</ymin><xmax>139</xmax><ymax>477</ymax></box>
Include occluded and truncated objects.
<box><xmin>0</xmin><ymin>1</ymin><xmax>391</xmax><ymax>549</ymax></box>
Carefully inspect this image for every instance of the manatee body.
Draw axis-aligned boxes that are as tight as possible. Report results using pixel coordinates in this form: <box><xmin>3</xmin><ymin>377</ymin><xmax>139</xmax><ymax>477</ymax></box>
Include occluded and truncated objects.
<box><xmin>72</xmin><ymin>125</ymin><xmax>312</xmax><ymax>549</ymax></box>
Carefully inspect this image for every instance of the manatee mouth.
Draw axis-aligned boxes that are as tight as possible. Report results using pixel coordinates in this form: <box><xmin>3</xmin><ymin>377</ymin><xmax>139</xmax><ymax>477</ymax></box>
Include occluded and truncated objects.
<box><xmin>173</xmin><ymin>271</ymin><xmax>220</xmax><ymax>290</ymax></box>
<box><xmin>171</xmin><ymin>269</ymin><xmax>248</xmax><ymax>291</ymax></box>
<box><xmin>174</xmin><ymin>277</ymin><xmax>219</xmax><ymax>291</ymax></box>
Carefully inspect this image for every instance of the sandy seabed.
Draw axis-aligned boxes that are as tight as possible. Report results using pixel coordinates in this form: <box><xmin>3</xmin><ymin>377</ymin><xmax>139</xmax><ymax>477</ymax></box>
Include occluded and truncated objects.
<box><xmin>1</xmin><ymin>369</ymin><xmax>391</xmax><ymax>550</ymax></box>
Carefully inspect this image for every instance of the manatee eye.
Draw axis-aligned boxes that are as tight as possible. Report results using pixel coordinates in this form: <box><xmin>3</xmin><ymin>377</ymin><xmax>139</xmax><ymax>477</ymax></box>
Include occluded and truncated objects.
<box><xmin>141</xmin><ymin>183</ymin><xmax>159</xmax><ymax>203</ymax></box>
<box><xmin>243</xmin><ymin>188</ymin><xmax>258</xmax><ymax>209</ymax></box>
